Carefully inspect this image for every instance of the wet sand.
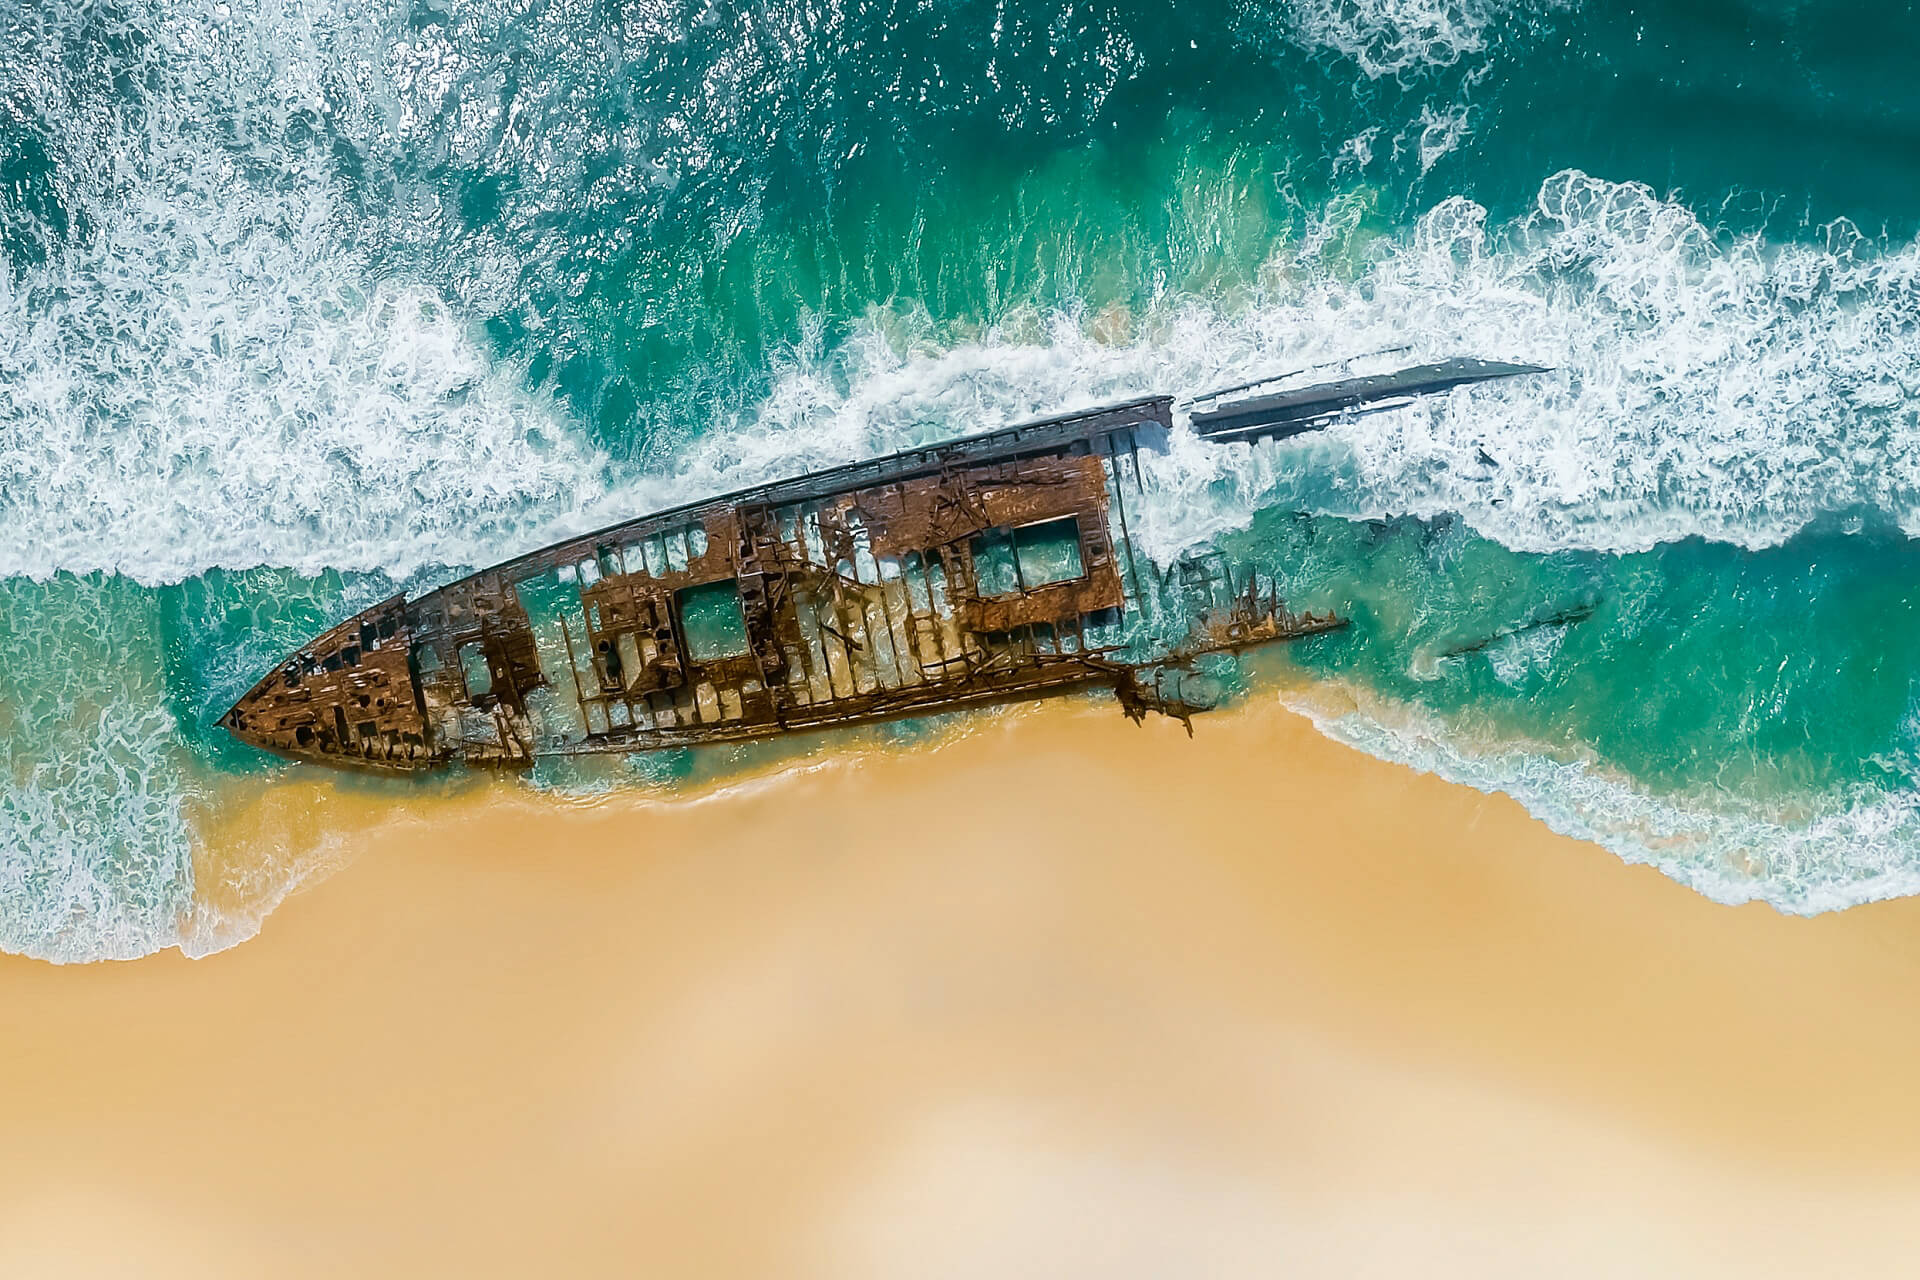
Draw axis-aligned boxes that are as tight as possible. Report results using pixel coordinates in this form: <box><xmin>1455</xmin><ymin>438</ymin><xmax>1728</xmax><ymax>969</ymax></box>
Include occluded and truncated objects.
<box><xmin>8</xmin><ymin>698</ymin><xmax>1920</xmax><ymax>1277</ymax></box>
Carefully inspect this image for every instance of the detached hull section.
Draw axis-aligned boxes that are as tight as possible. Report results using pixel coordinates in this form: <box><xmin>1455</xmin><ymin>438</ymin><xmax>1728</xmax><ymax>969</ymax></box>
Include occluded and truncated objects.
<box><xmin>1189</xmin><ymin>358</ymin><xmax>1548</xmax><ymax>444</ymax></box>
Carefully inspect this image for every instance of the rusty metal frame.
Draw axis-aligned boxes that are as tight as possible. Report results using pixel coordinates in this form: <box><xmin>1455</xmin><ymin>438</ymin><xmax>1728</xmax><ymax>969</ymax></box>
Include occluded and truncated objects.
<box><xmin>220</xmin><ymin>396</ymin><xmax>1347</xmax><ymax>773</ymax></box>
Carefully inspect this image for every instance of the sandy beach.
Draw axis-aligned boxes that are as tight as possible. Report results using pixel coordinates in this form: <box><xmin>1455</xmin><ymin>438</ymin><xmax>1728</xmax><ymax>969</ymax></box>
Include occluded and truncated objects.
<box><xmin>8</xmin><ymin>696</ymin><xmax>1920</xmax><ymax>1277</ymax></box>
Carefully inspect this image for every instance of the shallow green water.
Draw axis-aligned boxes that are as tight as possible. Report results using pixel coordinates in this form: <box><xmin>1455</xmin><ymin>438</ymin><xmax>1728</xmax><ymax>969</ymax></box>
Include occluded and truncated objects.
<box><xmin>7</xmin><ymin>0</ymin><xmax>1920</xmax><ymax>958</ymax></box>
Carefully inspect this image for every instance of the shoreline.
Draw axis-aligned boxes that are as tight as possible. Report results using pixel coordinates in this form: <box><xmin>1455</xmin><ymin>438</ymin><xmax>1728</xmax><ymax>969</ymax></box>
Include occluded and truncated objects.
<box><xmin>10</xmin><ymin>697</ymin><xmax>1920</xmax><ymax>1274</ymax></box>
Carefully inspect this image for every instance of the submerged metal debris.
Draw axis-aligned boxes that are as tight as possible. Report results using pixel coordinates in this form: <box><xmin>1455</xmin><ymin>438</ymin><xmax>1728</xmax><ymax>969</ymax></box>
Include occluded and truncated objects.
<box><xmin>221</xmin><ymin>359</ymin><xmax>1545</xmax><ymax>772</ymax></box>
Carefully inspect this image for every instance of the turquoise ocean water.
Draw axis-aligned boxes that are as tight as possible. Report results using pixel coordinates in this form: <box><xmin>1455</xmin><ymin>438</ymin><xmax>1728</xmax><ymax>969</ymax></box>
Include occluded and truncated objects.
<box><xmin>7</xmin><ymin>0</ymin><xmax>1920</xmax><ymax>960</ymax></box>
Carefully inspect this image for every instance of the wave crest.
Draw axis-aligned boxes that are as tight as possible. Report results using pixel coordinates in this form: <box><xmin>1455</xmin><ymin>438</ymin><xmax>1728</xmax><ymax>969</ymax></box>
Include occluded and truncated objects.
<box><xmin>625</xmin><ymin>170</ymin><xmax>1920</xmax><ymax>565</ymax></box>
<box><xmin>1240</xmin><ymin>0</ymin><xmax>1574</xmax><ymax>79</ymax></box>
<box><xmin>1286</xmin><ymin>684</ymin><xmax>1920</xmax><ymax>915</ymax></box>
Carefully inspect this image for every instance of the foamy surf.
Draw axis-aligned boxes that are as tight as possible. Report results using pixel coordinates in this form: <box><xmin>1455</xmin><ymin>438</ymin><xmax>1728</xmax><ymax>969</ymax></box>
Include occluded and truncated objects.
<box><xmin>19</xmin><ymin>166</ymin><xmax>1920</xmax><ymax>587</ymax></box>
<box><xmin>1238</xmin><ymin>0</ymin><xmax>1578</xmax><ymax>79</ymax></box>
<box><xmin>637</xmin><ymin>170</ymin><xmax>1920</xmax><ymax>569</ymax></box>
<box><xmin>1284</xmin><ymin>684</ymin><xmax>1920</xmax><ymax>915</ymax></box>
<box><xmin>0</xmin><ymin>577</ymin><xmax>196</xmax><ymax>961</ymax></box>
<box><xmin>6</xmin><ymin>0</ymin><xmax>1899</xmax><ymax>591</ymax></box>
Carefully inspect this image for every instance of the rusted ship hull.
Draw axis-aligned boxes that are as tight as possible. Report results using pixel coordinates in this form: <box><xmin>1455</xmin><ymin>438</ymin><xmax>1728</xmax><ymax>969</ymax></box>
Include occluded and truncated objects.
<box><xmin>221</xmin><ymin>359</ymin><xmax>1543</xmax><ymax>773</ymax></box>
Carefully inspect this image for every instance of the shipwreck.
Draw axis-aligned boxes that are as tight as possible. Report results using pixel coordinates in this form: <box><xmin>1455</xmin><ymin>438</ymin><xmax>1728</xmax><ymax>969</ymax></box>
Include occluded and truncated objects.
<box><xmin>220</xmin><ymin>358</ymin><xmax>1544</xmax><ymax>773</ymax></box>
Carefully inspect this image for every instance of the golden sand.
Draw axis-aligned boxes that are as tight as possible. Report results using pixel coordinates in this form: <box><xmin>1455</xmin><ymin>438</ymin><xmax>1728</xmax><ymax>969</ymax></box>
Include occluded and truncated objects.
<box><xmin>8</xmin><ymin>698</ymin><xmax>1920</xmax><ymax>1277</ymax></box>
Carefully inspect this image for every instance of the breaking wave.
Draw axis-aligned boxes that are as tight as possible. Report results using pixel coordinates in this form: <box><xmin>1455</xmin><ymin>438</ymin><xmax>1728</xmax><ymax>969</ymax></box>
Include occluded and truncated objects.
<box><xmin>19</xmin><ymin>0</ymin><xmax>1855</xmax><ymax>593</ymax></box>
<box><xmin>1240</xmin><ymin>0</ymin><xmax>1575</xmax><ymax>79</ymax></box>
<box><xmin>0</xmin><ymin>0</ymin><xmax>1168</xmax><ymax>589</ymax></box>
<box><xmin>1284</xmin><ymin>685</ymin><xmax>1920</xmax><ymax>915</ymax></box>
<box><xmin>21</xmin><ymin>160</ymin><xmax>1920</xmax><ymax>585</ymax></box>
<box><xmin>0</xmin><ymin>0</ymin><xmax>611</xmax><ymax>587</ymax></box>
<box><xmin>0</xmin><ymin>570</ymin><xmax>403</xmax><ymax>963</ymax></box>
<box><xmin>0</xmin><ymin>578</ymin><xmax>197</xmax><ymax>962</ymax></box>
<box><xmin>641</xmin><ymin>170</ymin><xmax>1920</xmax><ymax>568</ymax></box>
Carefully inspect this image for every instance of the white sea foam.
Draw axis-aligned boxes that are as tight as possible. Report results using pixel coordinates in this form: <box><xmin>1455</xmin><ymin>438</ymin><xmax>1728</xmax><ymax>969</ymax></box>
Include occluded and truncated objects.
<box><xmin>16</xmin><ymin>0</ymin><xmax>1882</xmax><ymax>589</ymax></box>
<box><xmin>30</xmin><ymin>160</ymin><xmax>1918</xmax><ymax>584</ymax></box>
<box><xmin>0</xmin><ymin>580</ymin><xmax>197</xmax><ymax>962</ymax></box>
<box><xmin>0</xmin><ymin>0</ymin><xmax>1167</xmax><ymax>962</ymax></box>
<box><xmin>1</xmin><ymin>0</ymin><xmax>1162</xmax><ymax>591</ymax></box>
<box><xmin>1281</xmin><ymin>684</ymin><xmax>1920</xmax><ymax>915</ymax></box>
<box><xmin>0</xmin><ymin>256</ymin><xmax>610</xmax><ymax>585</ymax></box>
<box><xmin>636</xmin><ymin>170</ymin><xmax>1920</xmax><ymax>568</ymax></box>
<box><xmin>1243</xmin><ymin>0</ymin><xmax>1573</xmax><ymax>79</ymax></box>
<box><xmin>0</xmin><ymin>0</ymin><xmax>611</xmax><ymax>588</ymax></box>
<box><xmin>1407</xmin><ymin>102</ymin><xmax>1473</xmax><ymax>174</ymax></box>
<box><xmin>0</xmin><ymin>570</ymin><xmax>416</xmax><ymax>964</ymax></box>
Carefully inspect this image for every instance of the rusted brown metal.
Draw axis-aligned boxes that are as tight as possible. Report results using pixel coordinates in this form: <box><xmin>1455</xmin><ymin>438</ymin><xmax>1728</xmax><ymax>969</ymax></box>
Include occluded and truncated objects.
<box><xmin>222</xmin><ymin>357</ymin><xmax>1546</xmax><ymax>774</ymax></box>
<box><xmin>222</xmin><ymin>396</ymin><xmax>1338</xmax><ymax>773</ymax></box>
